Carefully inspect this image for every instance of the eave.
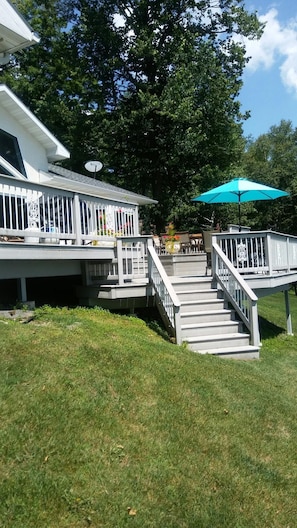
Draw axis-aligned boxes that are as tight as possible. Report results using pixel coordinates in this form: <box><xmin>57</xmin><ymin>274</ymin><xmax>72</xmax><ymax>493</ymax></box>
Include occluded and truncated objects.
<box><xmin>0</xmin><ymin>84</ymin><xmax>70</xmax><ymax>162</ymax></box>
<box><xmin>0</xmin><ymin>0</ymin><xmax>39</xmax><ymax>62</ymax></box>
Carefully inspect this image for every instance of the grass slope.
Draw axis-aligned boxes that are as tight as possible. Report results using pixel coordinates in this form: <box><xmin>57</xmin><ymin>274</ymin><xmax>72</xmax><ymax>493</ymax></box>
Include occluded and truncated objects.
<box><xmin>0</xmin><ymin>296</ymin><xmax>297</xmax><ymax>528</ymax></box>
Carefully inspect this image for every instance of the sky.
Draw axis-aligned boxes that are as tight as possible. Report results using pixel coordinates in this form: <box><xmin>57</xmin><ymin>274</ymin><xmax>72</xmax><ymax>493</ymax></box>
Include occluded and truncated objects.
<box><xmin>239</xmin><ymin>1</ymin><xmax>297</xmax><ymax>138</ymax></box>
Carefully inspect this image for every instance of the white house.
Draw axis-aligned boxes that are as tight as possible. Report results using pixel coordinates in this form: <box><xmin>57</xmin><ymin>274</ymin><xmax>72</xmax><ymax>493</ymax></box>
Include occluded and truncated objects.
<box><xmin>0</xmin><ymin>1</ymin><xmax>158</xmax><ymax>307</ymax></box>
<box><xmin>0</xmin><ymin>82</ymin><xmax>157</xmax><ymax>306</ymax></box>
<box><xmin>0</xmin><ymin>0</ymin><xmax>39</xmax><ymax>66</ymax></box>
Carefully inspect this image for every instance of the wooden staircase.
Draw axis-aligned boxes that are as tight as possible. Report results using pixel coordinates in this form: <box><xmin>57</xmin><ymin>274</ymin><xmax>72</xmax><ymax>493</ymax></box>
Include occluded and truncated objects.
<box><xmin>170</xmin><ymin>276</ymin><xmax>260</xmax><ymax>359</ymax></box>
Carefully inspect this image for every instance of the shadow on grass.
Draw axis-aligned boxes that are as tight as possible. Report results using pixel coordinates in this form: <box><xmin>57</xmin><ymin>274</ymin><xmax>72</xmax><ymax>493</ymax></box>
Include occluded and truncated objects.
<box><xmin>134</xmin><ymin>307</ymin><xmax>172</xmax><ymax>342</ymax></box>
<box><xmin>258</xmin><ymin>315</ymin><xmax>285</xmax><ymax>340</ymax></box>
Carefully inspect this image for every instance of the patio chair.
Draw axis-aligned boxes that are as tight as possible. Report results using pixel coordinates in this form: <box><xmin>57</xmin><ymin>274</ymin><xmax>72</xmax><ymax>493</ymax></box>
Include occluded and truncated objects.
<box><xmin>175</xmin><ymin>231</ymin><xmax>191</xmax><ymax>253</ymax></box>
<box><xmin>152</xmin><ymin>235</ymin><xmax>162</xmax><ymax>254</ymax></box>
<box><xmin>160</xmin><ymin>233</ymin><xmax>168</xmax><ymax>246</ymax></box>
<box><xmin>202</xmin><ymin>230</ymin><xmax>219</xmax><ymax>271</ymax></box>
<box><xmin>189</xmin><ymin>233</ymin><xmax>203</xmax><ymax>253</ymax></box>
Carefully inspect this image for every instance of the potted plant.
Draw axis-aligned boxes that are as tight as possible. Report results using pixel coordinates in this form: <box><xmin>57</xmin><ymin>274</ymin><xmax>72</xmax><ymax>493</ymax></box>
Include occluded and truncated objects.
<box><xmin>164</xmin><ymin>223</ymin><xmax>181</xmax><ymax>254</ymax></box>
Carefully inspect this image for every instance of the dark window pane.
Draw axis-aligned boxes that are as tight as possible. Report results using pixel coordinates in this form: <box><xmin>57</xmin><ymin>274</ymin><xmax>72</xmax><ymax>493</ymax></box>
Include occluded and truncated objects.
<box><xmin>0</xmin><ymin>129</ymin><xmax>27</xmax><ymax>177</ymax></box>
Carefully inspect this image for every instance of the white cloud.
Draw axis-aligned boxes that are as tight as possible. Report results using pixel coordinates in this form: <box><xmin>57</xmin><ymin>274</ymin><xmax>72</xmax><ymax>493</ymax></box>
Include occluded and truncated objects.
<box><xmin>242</xmin><ymin>8</ymin><xmax>297</xmax><ymax>94</ymax></box>
<box><xmin>112</xmin><ymin>13</ymin><xmax>125</xmax><ymax>28</ymax></box>
<box><xmin>244</xmin><ymin>9</ymin><xmax>282</xmax><ymax>70</ymax></box>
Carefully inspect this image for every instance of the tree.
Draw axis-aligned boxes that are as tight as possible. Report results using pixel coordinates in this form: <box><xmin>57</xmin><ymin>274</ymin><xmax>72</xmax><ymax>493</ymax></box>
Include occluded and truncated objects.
<box><xmin>1</xmin><ymin>0</ymin><xmax>117</xmax><ymax>169</ymax></box>
<box><xmin>100</xmin><ymin>0</ymin><xmax>263</xmax><ymax>230</ymax></box>
<box><xmin>2</xmin><ymin>0</ymin><xmax>263</xmax><ymax>232</ymax></box>
<box><xmin>242</xmin><ymin>120</ymin><xmax>297</xmax><ymax>233</ymax></box>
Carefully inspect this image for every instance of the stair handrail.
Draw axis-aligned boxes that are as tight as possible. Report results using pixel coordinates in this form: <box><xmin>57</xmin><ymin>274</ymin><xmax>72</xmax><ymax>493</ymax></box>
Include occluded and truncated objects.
<box><xmin>212</xmin><ymin>242</ymin><xmax>260</xmax><ymax>347</ymax></box>
<box><xmin>147</xmin><ymin>245</ymin><xmax>182</xmax><ymax>345</ymax></box>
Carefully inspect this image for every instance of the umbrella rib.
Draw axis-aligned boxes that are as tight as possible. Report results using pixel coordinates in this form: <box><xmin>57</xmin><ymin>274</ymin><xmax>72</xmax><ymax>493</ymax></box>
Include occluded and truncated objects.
<box><xmin>259</xmin><ymin>190</ymin><xmax>278</xmax><ymax>199</ymax></box>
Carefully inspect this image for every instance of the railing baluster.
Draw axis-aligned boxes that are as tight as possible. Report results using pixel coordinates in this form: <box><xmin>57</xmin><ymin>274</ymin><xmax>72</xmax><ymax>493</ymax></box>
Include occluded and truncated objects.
<box><xmin>147</xmin><ymin>245</ymin><xmax>181</xmax><ymax>344</ymax></box>
<box><xmin>9</xmin><ymin>192</ymin><xmax>12</xmax><ymax>229</ymax></box>
<box><xmin>2</xmin><ymin>190</ymin><xmax>6</xmax><ymax>229</ymax></box>
<box><xmin>214</xmin><ymin>241</ymin><xmax>260</xmax><ymax>347</ymax></box>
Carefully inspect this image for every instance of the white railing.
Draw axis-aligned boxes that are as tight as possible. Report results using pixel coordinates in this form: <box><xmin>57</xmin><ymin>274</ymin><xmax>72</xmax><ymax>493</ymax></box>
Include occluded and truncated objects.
<box><xmin>87</xmin><ymin>236</ymin><xmax>150</xmax><ymax>285</ymax></box>
<box><xmin>116</xmin><ymin>237</ymin><xmax>148</xmax><ymax>285</ymax></box>
<box><xmin>0</xmin><ymin>175</ymin><xmax>138</xmax><ymax>245</ymax></box>
<box><xmin>216</xmin><ymin>232</ymin><xmax>268</xmax><ymax>273</ymax></box>
<box><xmin>80</xmin><ymin>198</ymin><xmax>138</xmax><ymax>245</ymax></box>
<box><xmin>147</xmin><ymin>245</ymin><xmax>182</xmax><ymax>344</ymax></box>
<box><xmin>267</xmin><ymin>231</ymin><xmax>297</xmax><ymax>272</ymax></box>
<box><xmin>212</xmin><ymin>242</ymin><xmax>260</xmax><ymax>347</ymax></box>
<box><xmin>216</xmin><ymin>230</ymin><xmax>297</xmax><ymax>275</ymax></box>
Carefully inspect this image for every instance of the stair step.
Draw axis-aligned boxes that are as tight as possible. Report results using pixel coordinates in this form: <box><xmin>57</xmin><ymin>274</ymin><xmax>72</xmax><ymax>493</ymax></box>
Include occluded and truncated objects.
<box><xmin>167</xmin><ymin>272</ymin><xmax>258</xmax><ymax>359</ymax></box>
<box><xmin>171</xmin><ymin>277</ymin><xmax>214</xmax><ymax>292</ymax></box>
<box><xmin>177</xmin><ymin>289</ymin><xmax>219</xmax><ymax>301</ymax></box>
<box><xmin>180</xmin><ymin>298</ymin><xmax>226</xmax><ymax>312</ymax></box>
<box><xmin>181</xmin><ymin>309</ymin><xmax>235</xmax><ymax>324</ymax></box>
<box><xmin>192</xmin><ymin>345</ymin><xmax>260</xmax><ymax>360</ymax></box>
<box><xmin>185</xmin><ymin>332</ymin><xmax>250</xmax><ymax>351</ymax></box>
<box><xmin>170</xmin><ymin>276</ymin><xmax>211</xmax><ymax>282</ymax></box>
<box><xmin>181</xmin><ymin>320</ymin><xmax>241</xmax><ymax>337</ymax></box>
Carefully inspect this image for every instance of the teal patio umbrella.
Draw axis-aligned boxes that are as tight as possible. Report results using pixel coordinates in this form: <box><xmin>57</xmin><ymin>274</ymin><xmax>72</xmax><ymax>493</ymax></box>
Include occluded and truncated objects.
<box><xmin>193</xmin><ymin>177</ymin><xmax>289</xmax><ymax>230</ymax></box>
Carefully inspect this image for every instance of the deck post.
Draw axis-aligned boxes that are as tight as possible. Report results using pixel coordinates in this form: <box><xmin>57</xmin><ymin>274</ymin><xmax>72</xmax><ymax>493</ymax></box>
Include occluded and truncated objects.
<box><xmin>284</xmin><ymin>289</ymin><xmax>293</xmax><ymax>335</ymax></box>
<box><xmin>286</xmin><ymin>236</ymin><xmax>291</xmax><ymax>272</ymax></box>
<box><xmin>73</xmin><ymin>194</ymin><xmax>82</xmax><ymax>245</ymax></box>
<box><xmin>134</xmin><ymin>206</ymin><xmax>139</xmax><ymax>236</ymax></box>
<box><xmin>266</xmin><ymin>232</ymin><xmax>273</xmax><ymax>275</ymax></box>
<box><xmin>117</xmin><ymin>238</ymin><xmax>124</xmax><ymax>285</ymax></box>
<box><xmin>147</xmin><ymin>238</ymin><xmax>153</xmax><ymax>282</ymax></box>
<box><xmin>250</xmin><ymin>299</ymin><xmax>260</xmax><ymax>347</ymax></box>
<box><xmin>17</xmin><ymin>277</ymin><xmax>27</xmax><ymax>303</ymax></box>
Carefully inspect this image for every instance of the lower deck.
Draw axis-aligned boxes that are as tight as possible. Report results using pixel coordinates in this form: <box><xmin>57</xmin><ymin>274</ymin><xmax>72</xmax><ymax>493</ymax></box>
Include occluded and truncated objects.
<box><xmin>1</xmin><ymin>231</ymin><xmax>297</xmax><ymax>311</ymax></box>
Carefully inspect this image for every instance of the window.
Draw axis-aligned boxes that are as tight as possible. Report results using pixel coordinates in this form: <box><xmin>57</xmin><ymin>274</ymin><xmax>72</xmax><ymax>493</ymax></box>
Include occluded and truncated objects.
<box><xmin>0</xmin><ymin>129</ymin><xmax>27</xmax><ymax>177</ymax></box>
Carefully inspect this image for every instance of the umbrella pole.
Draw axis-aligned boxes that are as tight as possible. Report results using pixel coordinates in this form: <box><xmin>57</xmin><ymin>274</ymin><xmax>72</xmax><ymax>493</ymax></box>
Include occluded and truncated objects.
<box><xmin>238</xmin><ymin>201</ymin><xmax>241</xmax><ymax>232</ymax></box>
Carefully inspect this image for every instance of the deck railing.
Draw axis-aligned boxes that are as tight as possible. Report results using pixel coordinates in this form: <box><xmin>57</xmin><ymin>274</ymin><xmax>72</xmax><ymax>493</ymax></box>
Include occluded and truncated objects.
<box><xmin>116</xmin><ymin>237</ymin><xmax>148</xmax><ymax>285</ymax></box>
<box><xmin>212</xmin><ymin>242</ymin><xmax>260</xmax><ymax>347</ymax></box>
<box><xmin>0</xmin><ymin>175</ymin><xmax>139</xmax><ymax>244</ymax></box>
<box><xmin>147</xmin><ymin>244</ymin><xmax>182</xmax><ymax>344</ymax></box>
<box><xmin>216</xmin><ymin>230</ymin><xmax>297</xmax><ymax>275</ymax></box>
<box><xmin>87</xmin><ymin>236</ymin><xmax>151</xmax><ymax>285</ymax></box>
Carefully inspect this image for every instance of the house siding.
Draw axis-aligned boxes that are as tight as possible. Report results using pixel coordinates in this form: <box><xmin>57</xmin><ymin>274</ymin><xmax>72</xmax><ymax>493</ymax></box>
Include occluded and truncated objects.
<box><xmin>0</xmin><ymin>104</ymin><xmax>49</xmax><ymax>180</ymax></box>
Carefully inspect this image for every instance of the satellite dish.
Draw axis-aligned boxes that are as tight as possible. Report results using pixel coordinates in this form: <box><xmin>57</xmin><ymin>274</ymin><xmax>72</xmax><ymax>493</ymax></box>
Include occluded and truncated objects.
<box><xmin>85</xmin><ymin>160</ymin><xmax>103</xmax><ymax>173</ymax></box>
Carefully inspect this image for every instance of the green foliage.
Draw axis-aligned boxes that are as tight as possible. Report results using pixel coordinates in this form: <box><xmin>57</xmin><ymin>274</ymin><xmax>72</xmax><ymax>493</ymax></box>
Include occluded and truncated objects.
<box><xmin>101</xmin><ymin>2</ymin><xmax>262</xmax><ymax>230</ymax></box>
<box><xmin>242</xmin><ymin>120</ymin><xmax>297</xmax><ymax>233</ymax></box>
<box><xmin>2</xmin><ymin>0</ymin><xmax>263</xmax><ymax>232</ymax></box>
<box><xmin>0</xmin><ymin>304</ymin><xmax>297</xmax><ymax>527</ymax></box>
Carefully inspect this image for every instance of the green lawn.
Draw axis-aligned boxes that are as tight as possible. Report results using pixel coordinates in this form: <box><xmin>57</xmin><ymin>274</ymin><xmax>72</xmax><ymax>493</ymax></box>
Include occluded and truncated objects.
<box><xmin>0</xmin><ymin>297</ymin><xmax>296</xmax><ymax>528</ymax></box>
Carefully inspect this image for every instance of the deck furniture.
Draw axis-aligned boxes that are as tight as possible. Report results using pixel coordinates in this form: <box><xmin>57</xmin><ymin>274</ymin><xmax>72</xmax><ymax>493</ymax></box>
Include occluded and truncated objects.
<box><xmin>202</xmin><ymin>230</ymin><xmax>220</xmax><ymax>268</ymax></box>
<box><xmin>189</xmin><ymin>233</ymin><xmax>203</xmax><ymax>252</ymax></box>
<box><xmin>175</xmin><ymin>231</ymin><xmax>191</xmax><ymax>253</ymax></box>
<box><xmin>152</xmin><ymin>235</ymin><xmax>162</xmax><ymax>254</ymax></box>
